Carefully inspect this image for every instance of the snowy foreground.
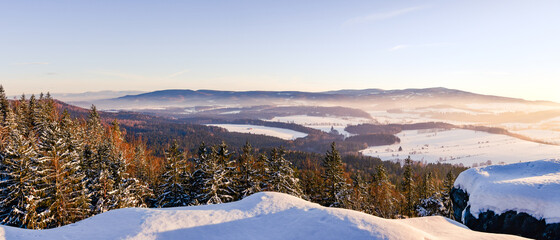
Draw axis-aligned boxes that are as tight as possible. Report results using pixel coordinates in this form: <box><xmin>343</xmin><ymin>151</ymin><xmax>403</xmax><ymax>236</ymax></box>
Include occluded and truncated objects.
<box><xmin>0</xmin><ymin>192</ymin><xmax>526</xmax><ymax>240</ymax></box>
<box><xmin>454</xmin><ymin>159</ymin><xmax>560</xmax><ymax>223</ymax></box>
<box><xmin>361</xmin><ymin>128</ymin><xmax>560</xmax><ymax>167</ymax></box>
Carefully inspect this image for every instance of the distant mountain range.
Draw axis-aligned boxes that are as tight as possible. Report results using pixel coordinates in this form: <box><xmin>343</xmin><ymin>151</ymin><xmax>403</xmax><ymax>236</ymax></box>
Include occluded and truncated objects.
<box><xmin>115</xmin><ymin>87</ymin><xmax>492</xmax><ymax>101</ymax></box>
<box><xmin>115</xmin><ymin>87</ymin><xmax>556</xmax><ymax>103</ymax></box>
<box><xmin>63</xmin><ymin>87</ymin><xmax>560</xmax><ymax>118</ymax></box>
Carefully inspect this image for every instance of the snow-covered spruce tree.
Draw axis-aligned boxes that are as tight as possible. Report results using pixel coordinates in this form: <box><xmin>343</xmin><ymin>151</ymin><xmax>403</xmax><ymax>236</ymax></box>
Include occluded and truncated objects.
<box><xmin>321</xmin><ymin>142</ymin><xmax>351</xmax><ymax>208</ymax></box>
<box><xmin>189</xmin><ymin>142</ymin><xmax>209</xmax><ymax>206</ymax></box>
<box><xmin>440</xmin><ymin>171</ymin><xmax>456</xmax><ymax>219</ymax></box>
<box><xmin>132</xmin><ymin>144</ymin><xmax>150</xmax><ymax>183</ymax></box>
<box><xmin>372</xmin><ymin>164</ymin><xmax>397</xmax><ymax>218</ymax></box>
<box><xmin>81</xmin><ymin>106</ymin><xmax>103</xmax><ymax>192</ymax></box>
<box><xmin>418</xmin><ymin>172</ymin><xmax>436</xmax><ymax>201</ymax></box>
<box><xmin>157</xmin><ymin>141</ymin><xmax>190</xmax><ymax>207</ymax></box>
<box><xmin>0</xmin><ymin>85</ymin><xmax>9</xmax><ymax>122</ymax></box>
<box><xmin>235</xmin><ymin>142</ymin><xmax>263</xmax><ymax>199</ymax></box>
<box><xmin>107</xmin><ymin>120</ymin><xmax>152</xmax><ymax>209</ymax></box>
<box><xmin>194</xmin><ymin>143</ymin><xmax>236</xmax><ymax>205</ymax></box>
<box><xmin>416</xmin><ymin>172</ymin><xmax>446</xmax><ymax>217</ymax></box>
<box><xmin>58</xmin><ymin>110</ymin><xmax>91</xmax><ymax>222</ymax></box>
<box><xmin>401</xmin><ymin>156</ymin><xmax>416</xmax><ymax>217</ymax></box>
<box><xmin>0</xmin><ymin>109</ymin><xmax>41</xmax><ymax>229</ymax></box>
<box><xmin>13</xmin><ymin>95</ymin><xmax>31</xmax><ymax>135</ymax></box>
<box><xmin>349</xmin><ymin>173</ymin><xmax>374</xmax><ymax>214</ymax></box>
<box><xmin>89</xmin><ymin>140</ymin><xmax>118</xmax><ymax>214</ymax></box>
<box><xmin>265</xmin><ymin>147</ymin><xmax>304</xmax><ymax>198</ymax></box>
<box><xmin>34</xmin><ymin>107</ymin><xmax>92</xmax><ymax>228</ymax></box>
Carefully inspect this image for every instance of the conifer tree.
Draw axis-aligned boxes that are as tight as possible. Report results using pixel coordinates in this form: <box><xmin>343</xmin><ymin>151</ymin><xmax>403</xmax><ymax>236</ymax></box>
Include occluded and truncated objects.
<box><xmin>35</xmin><ymin>107</ymin><xmax>90</xmax><ymax>228</ymax></box>
<box><xmin>372</xmin><ymin>164</ymin><xmax>397</xmax><ymax>218</ymax></box>
<box><xmin>321</xmin><ymin>142</ymin><xmax>351</xmax><ymax>208</ymax></box>
<box><xmin>415</xmin><ymin>171</ymin><xmax>445</xmax><ymax>217</ymax></box>
<box><xmin>157</xmin><ymin>142</ymin><xmax>190</xmax><ymax>207</ymax></box>
<box><xmin>0</xmin><ymin>110</ymin><xmax>40</xmax><ymax>228</ymax></box>
<box><xmin>0</xmin><ymin>85</ymin><xmax>9</xmax><ymax>123</ymax></box>
<box><xmin>90</xmin><ymin>140</ymin><xmax>118</xmax><ymax>214</ymax></box>
<box><xmin>441</xmin><ymin>171</ymin><xmax>456</xmax><ymax>219</ymax></box>
<box><xmin>235</xmin><ymin>142</ymin><xmax>263</xmax><ymax>199</ymax></box>
<box><xmin>419</xmin><ymin>172</ymin><xmax>435</xmax><ymax>200</ymax></box>
<box><xmin>298</xmin><ymin>159</ymin><xmax>323</xmax><ymax>203</ymax></box>
<box><xmin>265</xmin><ymin>147</ymin><xmax>304</xmax><ymax>198</ymax></box>
<box><xmin>191</xmin><ymin>143</ymin><xmax>235</xmax><ymax>205</ymax></box>
<box><xmin>190</xmin><ymin>142</ymin><xmax>209</xmax><ymax>205</ymax></box>
<box><xmin>349</xmin><ymin>174</ymin><xmax>373</xmax><ymax>214</ymax></box>
<box><xmin>401</xmin><ymin>156</ymin><xmax>416</xmax><ymax>217</ymax></box>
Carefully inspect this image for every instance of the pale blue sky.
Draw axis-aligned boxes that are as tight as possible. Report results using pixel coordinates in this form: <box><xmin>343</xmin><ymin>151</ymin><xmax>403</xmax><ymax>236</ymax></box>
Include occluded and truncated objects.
<box><xmin>2</xmin><ymin>1</ymin><xmax>560</xmax><ymax>102</ymax></box>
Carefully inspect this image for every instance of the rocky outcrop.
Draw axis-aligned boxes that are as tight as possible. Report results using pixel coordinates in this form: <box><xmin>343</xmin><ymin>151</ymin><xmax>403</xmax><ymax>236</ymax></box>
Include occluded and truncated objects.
<box><xmin>451</xmin><ymin>187</ymin><xmax>560</xmax><ymax>240</ymax></box>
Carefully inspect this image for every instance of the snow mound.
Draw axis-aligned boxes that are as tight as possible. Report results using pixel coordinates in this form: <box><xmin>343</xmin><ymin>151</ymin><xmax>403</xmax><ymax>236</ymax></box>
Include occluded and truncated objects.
<box><xmin>454</xmin><ymin>159</ymin><xmax>560</xmax><ymax>223</ymax></box>
<box><xmin>0</xmin><ymin>192</ymin><xmax>526</xmax><ymax>240</ymax></box>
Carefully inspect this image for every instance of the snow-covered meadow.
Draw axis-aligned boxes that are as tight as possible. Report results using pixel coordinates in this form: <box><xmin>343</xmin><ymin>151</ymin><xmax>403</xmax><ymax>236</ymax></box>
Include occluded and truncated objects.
<box><xmin>360</xmin><ymin>129</ymin><xmax>560</xmax><ymax>167</ymax></box>
<box><xmin>267</xmin><ymin>115</ymin><xmax>372</xmax><ymax>137</ymax></box>
<box><xmin>511</xmin><ymin>129</ymin><xmax>560</xmax><ymax>145</ymax></box>
<box><xmin>0</xmin><ymin>192</ymin><xmax>527</xmax><ymax>240</ymax></box>
<box><xmin>207</xmin><ymin>124</ymin><xmax>308</xmax><ymax>140</ymax></box>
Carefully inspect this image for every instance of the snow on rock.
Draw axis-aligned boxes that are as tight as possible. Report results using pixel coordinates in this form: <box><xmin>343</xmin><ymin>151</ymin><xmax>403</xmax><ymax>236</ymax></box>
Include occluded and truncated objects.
<box><xmin>454</xmin><ymin>159</ymin><xmax>560</xmax><ymax>223</ymax></box>
<box><xmin>0</xmin><ymin>192</ymin><xmax>526</xmax><ymax>240</ymax></box>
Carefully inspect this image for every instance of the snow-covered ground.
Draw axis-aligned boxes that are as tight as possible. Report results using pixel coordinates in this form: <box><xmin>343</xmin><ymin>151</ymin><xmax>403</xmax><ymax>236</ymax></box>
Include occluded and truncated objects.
<box><xmin>267</xmin><ymin>115</ymin><xmax>372</xmax><ymax>137</ymax></box>
<box><xmin>360</xmin><ymin>129</ymin><xmax>560</xmax><ymax>167</ymax></box>
<box><xmin>454</xmin><ymin>159</ymin><xmax>560</xmax><ymax>224</ymax></box>
<box><xmin>512</xmin><ymin>129</ymin><xmax>560</xmax><ymax>145</ymax></box>
<box><xmin>367</xmin><ymin>111</ymin><xmax>481</xmax><ymax>125</ymax></box>
<box><xmin>207</xmin><ymin>124</ymin><xmax>308</xmax><ymax>140</ymax></box>
<box><xmin>0</xmin><ymin>192</ymin><xmax>527</xmax><ymax>240</ymax></box>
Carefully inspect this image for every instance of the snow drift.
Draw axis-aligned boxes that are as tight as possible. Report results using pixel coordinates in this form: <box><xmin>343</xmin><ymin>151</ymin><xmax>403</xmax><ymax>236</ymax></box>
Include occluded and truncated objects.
<box><xmin>0</xmin><ymin>192</ymin><xmax>525</xmax><ymax>240</ymax></box>
<box><xmin>454</xmin><ymin>159</ymin><xmax>560</xmax><ymax>223</ymax></box>
<box><xmin>452</xmin><ymin>159</ymin><xmax>560</xmax><ymax>239</ymax></box>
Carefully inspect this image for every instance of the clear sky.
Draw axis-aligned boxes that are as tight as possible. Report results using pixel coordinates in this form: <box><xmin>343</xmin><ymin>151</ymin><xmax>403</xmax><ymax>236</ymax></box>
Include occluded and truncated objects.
<box><xmin>2</xmin><ymin>1</ymin><xmax>560</xmax><ymax>102</ymax></box>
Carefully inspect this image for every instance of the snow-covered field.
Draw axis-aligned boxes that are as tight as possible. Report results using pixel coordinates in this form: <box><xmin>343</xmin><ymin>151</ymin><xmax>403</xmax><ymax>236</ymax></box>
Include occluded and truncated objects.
<box><xmin>207</xmin><ymin>124</ymin><xmax>307</xmax><ymax>140</ymax></box>
<box><xmin>360</xmin><ymin>129</ymin><xmax>560</xmax><ymax>167</ymax></box>
<box><xmin>512</xmin><ymin>129</ymin><xmax>560</xmax><ymax>145</ymax></box>
<box><xmin>0</xmin><ymin>192</ymin><xmax>527</xmax><ymax>240</ymax></box>
<box><xmin>267</xmin><ymin>115</ymin><xmax>372</xmax><ymax>137</ymax></box>
<box><xmin>454</xmin><ymin>159</ymin><xmax>560</xmax><ymax>223</ymax></box>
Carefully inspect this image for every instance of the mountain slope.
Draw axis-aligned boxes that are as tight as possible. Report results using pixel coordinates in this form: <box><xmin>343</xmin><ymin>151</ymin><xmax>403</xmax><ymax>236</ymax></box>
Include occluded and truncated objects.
<box><xmin>0</xmin><ymin>192</ymin><xmax>526</xmax><ymax>240</ymax></box>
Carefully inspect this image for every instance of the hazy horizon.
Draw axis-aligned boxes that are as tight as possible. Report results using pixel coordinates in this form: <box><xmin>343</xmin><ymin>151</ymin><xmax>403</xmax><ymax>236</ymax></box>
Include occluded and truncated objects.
<box><xmin>2</xmin><ymin>1</ymin><xmax>560</xmax><ymax>102</ymax></box>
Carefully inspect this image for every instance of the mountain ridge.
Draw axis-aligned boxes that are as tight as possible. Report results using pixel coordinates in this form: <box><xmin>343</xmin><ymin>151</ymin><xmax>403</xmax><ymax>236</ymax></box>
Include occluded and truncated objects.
<box><xmin>114</xmin><ymin>87</ymin><xmax>557</xmax><ymax>104</ymax></box>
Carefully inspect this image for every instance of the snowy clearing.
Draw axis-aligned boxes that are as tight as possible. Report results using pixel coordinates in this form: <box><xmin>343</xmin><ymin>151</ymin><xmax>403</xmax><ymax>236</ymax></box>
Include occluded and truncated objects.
<box><xmin>454</xmin><ymin>159</ymin><xmax>560</xmax><ymax>223</ymax></box>
<box><xmin>360</xmin><ymin>128</ymin><xmax>560</xmax><ymax>167</ymax></box>
<box><xmin>267</xmin><ymin>115</ymin><xmax>372</xmax><ymax>137</ymax></box>
<box><xmin>0</xmin><ymin>192</ymin><xmax>527</xmax><ymax>240</ymax></box>
<box><xmin>207</xmin><ymin>124</ymin><xmax>307</xmax><ymax>140</ymax></box>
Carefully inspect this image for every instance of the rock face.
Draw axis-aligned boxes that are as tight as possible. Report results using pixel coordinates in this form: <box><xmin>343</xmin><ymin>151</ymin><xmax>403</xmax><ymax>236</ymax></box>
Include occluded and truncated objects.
<box><xmin>451</xmin><ymin>187</ymin><xmax>560</xmax><ymax>240</ymax></box>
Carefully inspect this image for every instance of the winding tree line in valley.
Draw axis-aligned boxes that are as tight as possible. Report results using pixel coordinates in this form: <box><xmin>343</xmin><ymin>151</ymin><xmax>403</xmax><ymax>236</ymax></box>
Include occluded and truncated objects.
<box><xmin>0</xmin><ymin>86</ymin><xmax>464</xmax><ymax>230</ymax></box>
